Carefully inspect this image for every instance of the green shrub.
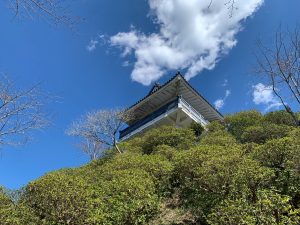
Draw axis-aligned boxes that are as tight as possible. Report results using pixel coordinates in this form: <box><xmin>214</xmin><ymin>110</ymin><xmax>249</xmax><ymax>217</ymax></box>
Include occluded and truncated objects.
<box><xmin>288</xmin><ymin>128</ymin><xmax>300</xmax><ymax>145</ymax></box>
<box><xmin>225</xmin><ymin>110</ymin><xmax>263</xmax><ymax>140</ymax></box>
<box><xmin>0</xmin><ymin>187</ymin><xmax>11</xmax><ymax>207</ymax></box>
<box><xmin>241</xmin><ymin>124</ymin><xmax>290</xmax><ymax>144</ymax></box>
<box><xmin>21</xmin><ymin>170</ymin><xmax>94</xmax><ymax>225</ymax></box>
<box><xmin>2</xmin><ymin>110</ymin><xmax>299</xmax><ymax>225</ymax></box>
<box><xmin>252</xmin><ymin>137</ymin><xmax>300</xmax><ymax>205</ymax></box>
<box><xmin>173</xmin><ymin>145</ymin><xmax>244</xmax><ymax>217</ymax></box>
<box><xmin>89</xmin><ymin>169</ymin><xmax>159</xmax><ymax>225</ymax></box>
<box><xmin>118</xmin><ymin>137</ymin><xmax>144</xmax><ymax>154</ymax></box>
<box><xmin>253</xmin><ymin>137</ymin><xmax>295</xmax><ymax>169</ymax></box>
<box><xmin>296</xmin><ymin>112</ymin><xmax>300</xmax><ymax>121</ymax></box>
<box><xmin>22</xmin><ymin>167</ymin><xmax>160</xmax><ymax>225</ymax></box>
<box><xmin>205</xmin><ymin>121</ymin><xmax>226</xmax><ymax>132</ymax></box>
<box><xmin>92</xmin><ymin>153</ymin><xmax>174</xmax><ymax>194</ymax></box>
<box><xmin>0</xmin><ymin>187</ymin><xmax>40</xmax><ymax>225</ymax></box>
<box><xmin>200</xmin><ymin>130</ymin><xmax>237</xmax><ymax>147</ymax></box>
<box><xmin>264</xmin><ymin>110</ymin><xmax>297</xmax><ymax>126</ymax></box>
<box><xmin>190</xmin><ymin>121</ymin><xmax>204</xmax><ymax>137</ymax></box>
<box><xmin>152</xmin><ymin>144</ymin><xmax>176</xmax><ymax>160</ymax></box>
<box><xmin>208</xmin><ymin>190</ymin><xmax>300</xmax><ymax>225</ymax></box>
<box><xmin>232</xmin><ymin>158</ymin><xmax>274</xmax><ymax>202</ymax></box>
<box><xmin>140</xmin><ymin>126</ymin><xmax>196</xmax><ymax>154</ymax></box>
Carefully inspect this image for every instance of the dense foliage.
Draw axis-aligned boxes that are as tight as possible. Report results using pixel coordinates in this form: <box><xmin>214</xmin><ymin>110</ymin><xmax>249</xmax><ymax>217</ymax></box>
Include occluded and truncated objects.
<box><xmin>1</xmin><ymin>109</ymin><xmax>300</xmax><ymax>224</ymax></box>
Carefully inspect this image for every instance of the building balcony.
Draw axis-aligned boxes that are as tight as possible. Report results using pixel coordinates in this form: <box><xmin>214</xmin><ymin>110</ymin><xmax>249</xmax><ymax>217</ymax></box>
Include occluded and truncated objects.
<box><xmin>119</xmin><ymin>96</ymin><xmax>209</xmax><ymax>141</ymax></box>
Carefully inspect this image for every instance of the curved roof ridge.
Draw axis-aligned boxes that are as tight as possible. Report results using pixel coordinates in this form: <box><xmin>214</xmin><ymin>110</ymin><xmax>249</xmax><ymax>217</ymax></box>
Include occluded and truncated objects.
<box><xmin>125</xmin><ymin>73</ymin><xmax>180</xmax><ymax>111</ymax></box>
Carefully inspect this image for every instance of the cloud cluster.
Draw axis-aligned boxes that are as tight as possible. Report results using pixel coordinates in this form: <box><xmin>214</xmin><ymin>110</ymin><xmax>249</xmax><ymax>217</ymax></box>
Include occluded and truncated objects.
<box><xmin>214</xmin><ymin>89</ymin><xmax>231</xmax><ymax>110</ymax></box>
<box><xmin>110</xmin><ymin>0</ymin><xmax>264</xmax><ymax>85</ymax></box>
<box><xmin>252</xmin><ymin>83</ymin><xmax>282</xmax><ymax>111</ymax></box>
<box><xmin>222</xmin><ymin>79</ymin><xmax>228</xmax><ymax>87</ymax></box>
<box><xmin>86</xmin><ymin>39</ymin><xmax>99</xmax><ymax>52</ymax></box>
<box><xmin>86</xmin><ymin>35</ymin><xmax>106</xmax><ymax>52</ymax></box>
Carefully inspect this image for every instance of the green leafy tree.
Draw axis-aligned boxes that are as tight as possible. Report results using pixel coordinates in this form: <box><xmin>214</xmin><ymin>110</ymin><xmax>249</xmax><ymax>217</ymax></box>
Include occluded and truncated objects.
<box><xmin>190</xmin><ymin>122</ymin><xmax>204</xmax><ymax>137</ymax></box>
<box><xmin>208</xmin><ymin>190</ymin><xmax>300</xmax><ymax>225</ymax></box>
<box><xmin>88</xmin><ymin>169</ymin><xmax>159</xmax><ymax>225</ymax></box>
<box><xmin>152</xmin><ymin>144</ymin><xmax>176</xmax><ymax>160</ymax></box>
<box><xmin>173</xmin><ymin>145</ymin><xmax>244</xmax><ymax>218</ymax></box>
<box><xmin>21</xmin><ymin>171</ymin><xmax>94</xmax><ymax>225</ymax></box>
<box><xmin>253</xmin><ymin>136</ymin><xmax>300</xmax><ymax>206</ymax></box>
<box><xmin>205</xmin><ymin>120</ymin><xmax>226</xmax><ymax>132</ymax></box>
<box><xmin>2</xmin><ymin>110</ymin><xmax>299</xmax><ymax>224</ymax></box>
<box><xmin>0</xmin><ymin>187</ymin><xmax>40</xmax><ymax>225</ymax></box>
<box><xmin>241</xmin><ymin>123</ymin><xmax>290</xmax><ymax>144</ymax></box>
<box><xmin>88</xmin><ymin>153</ymin><xmax>174</xmax><ymax>195</ymax></box>
<box><xmin>139</xmin><ymin>126</ymin><xmax>196</xmax><ymax>154</ymax></box>
<box><xmin>224</xmin><ymin>110</ymin><xmax>263</xmax><ymax>140</ymax></box>
<box><xmin>264</xmin><ymin>110</ymin><xmax>297</xmax><ymax>126</ymax></box>
<box><xmin>200</xmin><ymin>130</ymin><xmax>237</xmax><ymax>147</ymax></box>
<box><xmin>232</xmin><ymin>159</ymin><xmax>274</xmax><ymax>202</ymax></box>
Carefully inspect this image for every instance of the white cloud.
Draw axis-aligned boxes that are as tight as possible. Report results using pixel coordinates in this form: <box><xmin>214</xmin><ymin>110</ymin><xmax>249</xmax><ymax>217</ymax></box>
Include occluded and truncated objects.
<box><xmin>252</xmin><ymin>83</ymin><xmax>282</xmax><ymax>111</ymax></box>
<box><xmin>214</xmin><ymin>89</ymin><xmax>231</xmax><ymax>110</ymax></box>
<box><xmin>86</xmin><ymin>39</ymin><xmax>98</xmax><ymax>52</ymax></box>
<box><xmin>222</xmin><ymin>79</ymin><xmax>228</xmax><ymax>87</ymax></box>
<box><xmin>214</xmin><ymin>99</ymin><xmax>225</xmax><ymax>110</ymax></box>
<box><xmin>122</xmin><ymin>61</ymin><xmax>131</xmax><ymax>67</ymax></box>
<box><xmin>110</xmin><ymin>0</ymin><xmax>264</xmax><ymax>85</ymax></box>
<box><xmin>225</xmin><ymin>90</ymin><xmax>231</xmax><ymax>97</ymax></box>
<box><xmin>86</xmin><ymin>35</ymin><xmax>107</xmax><ymax>52</ymax></box>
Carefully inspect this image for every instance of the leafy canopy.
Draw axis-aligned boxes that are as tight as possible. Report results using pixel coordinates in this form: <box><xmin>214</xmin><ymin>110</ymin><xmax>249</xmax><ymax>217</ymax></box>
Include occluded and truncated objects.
<box><xmin>2</xmin><ymin>111</ymin><xmax>300</xmax><ymax>224</ymax></box>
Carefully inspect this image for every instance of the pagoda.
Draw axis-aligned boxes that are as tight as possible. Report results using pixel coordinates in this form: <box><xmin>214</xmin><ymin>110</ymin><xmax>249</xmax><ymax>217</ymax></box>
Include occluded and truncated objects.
<box><xmin>119</xmin><ymin>72</ymin><xmax>223</xmax><ymax>141</ymax></box>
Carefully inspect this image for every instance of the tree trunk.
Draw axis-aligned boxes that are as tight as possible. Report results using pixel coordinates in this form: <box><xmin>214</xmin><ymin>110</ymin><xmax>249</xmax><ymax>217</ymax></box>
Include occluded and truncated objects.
<box><xmin>114</xmin><ymin>140</ymin><xmax>122</xmax><ymax>154</ymax></box>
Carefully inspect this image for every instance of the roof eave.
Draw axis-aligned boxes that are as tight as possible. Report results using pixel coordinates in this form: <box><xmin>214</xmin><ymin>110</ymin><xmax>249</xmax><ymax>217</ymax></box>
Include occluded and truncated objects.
<box><xmin>124</xmin><ymin>73</ymin><xmax>223</xmax><ymax>121</ymax></box>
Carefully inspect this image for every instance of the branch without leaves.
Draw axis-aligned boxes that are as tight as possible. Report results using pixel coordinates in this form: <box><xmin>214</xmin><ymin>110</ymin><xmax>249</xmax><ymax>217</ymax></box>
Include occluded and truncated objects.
<box><xmin>255</xmin><ymin>26</ymin><xmax>300</xmax><ymax>125</ymax></box>
<box><xmin>224</xmin><ymin>0</ymin><xmax>237</xmax><ymax>18</ymax></box>
<box><xmin>0</xmin><ymin>75</ymin><xmax>49</xmax><ymax>148</ymax></box>
<box><xmin>6</xmin><ymin>0</ymin><xmax>79</xmax><ymax>27</ymax></box>
<box><xmin>208</xmin><ymin>0</ymin><xmax>237</xmax><ymax>17</ymax></box>
<box><xmin>66</xmin><ymin>109</ymin><xmax>134</xmax><ymax>159</ymax></box>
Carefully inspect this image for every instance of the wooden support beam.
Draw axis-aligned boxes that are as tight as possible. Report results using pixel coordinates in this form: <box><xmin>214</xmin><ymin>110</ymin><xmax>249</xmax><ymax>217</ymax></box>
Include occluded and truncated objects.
<box><xmin>180</xmin><ymin>115</ymin><xmax>190</xmax><ymax>124</ymax></box>
<box><xmin>166</xmin><ymin>116</ymin><xmax>176</xmax><ymax>125</ymax></box>
<box><xmin>176</xmin><ymin>110</ymin><xmax>182</xmax><ymax>127</ymax></box>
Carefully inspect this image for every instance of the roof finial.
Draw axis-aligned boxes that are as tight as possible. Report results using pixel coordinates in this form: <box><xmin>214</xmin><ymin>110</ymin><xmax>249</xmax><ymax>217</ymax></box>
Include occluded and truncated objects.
<box><xmin>176</xmin><ymin>71</ymin><xmax>181</xmax><ymax>75</ymax></box>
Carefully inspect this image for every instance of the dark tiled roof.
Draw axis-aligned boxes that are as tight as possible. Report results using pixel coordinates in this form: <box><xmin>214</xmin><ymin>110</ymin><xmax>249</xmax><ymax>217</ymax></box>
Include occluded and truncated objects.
<box><xmin>147</xmin><ymin>82</ymin><xmax>161</xmax><ymax>96</ymax></box>
<box><xmin>126</xmin><ymin>71</ymin><xmax>223</xmax><ymax>118</ymax></box>
<box><xmin>125</xmin><ymin>72</ymin><xmax>180</xmax><ymax>111</ymax></box>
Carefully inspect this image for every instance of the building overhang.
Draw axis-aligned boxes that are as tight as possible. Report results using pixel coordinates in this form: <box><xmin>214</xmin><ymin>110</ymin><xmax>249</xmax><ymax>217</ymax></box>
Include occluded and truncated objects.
<box><xmin>124</xmin><ymin>73</ymin><xmax>223</xmax><ymax>126</ymax></box>
<box><xmin>119</xmin><ymin>96</ymin><xmax>209</xmax><ymax>141</ymax></box>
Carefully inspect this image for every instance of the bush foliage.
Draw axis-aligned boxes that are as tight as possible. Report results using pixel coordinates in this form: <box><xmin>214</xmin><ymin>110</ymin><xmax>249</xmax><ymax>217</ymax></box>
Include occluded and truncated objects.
<box><xmin>2</xmin><ymin>110</ymin><xmax>300</xmax><ymax>224</ymax></box>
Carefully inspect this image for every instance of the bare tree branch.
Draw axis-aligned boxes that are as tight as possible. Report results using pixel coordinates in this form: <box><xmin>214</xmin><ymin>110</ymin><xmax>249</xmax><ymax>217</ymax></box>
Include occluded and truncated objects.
<box><xmin>66</xmin><ymin>109</ymin><xmax>134</xmax><ymax>159</ymax></box>
<box><xmin>255</xmin><ymin>26</ymin><xmax>300</xmax><ymax>125</ymax></box>
<box><xmin>225</xmin><ymin>0</ymin><xmax>237</xmax><ymax>18</ymax></box>
<box><xmin>208</xmin><ymin>0</ymin><xmax>213</xmax><ymax>9</ymax></box>
<box><xmin>5</xmin><ymin>0</ymin><xmax>79</xmax><ymax>27</ymax></box>
<box><xmin>0</xmin><ymin>75</ymin><xmax>49</xmax><ymax>147</ymax></box>
<box><xmin>208</xmin><ymin>0</ymin><xmax>237</xmax><ymax>17</ymax></box>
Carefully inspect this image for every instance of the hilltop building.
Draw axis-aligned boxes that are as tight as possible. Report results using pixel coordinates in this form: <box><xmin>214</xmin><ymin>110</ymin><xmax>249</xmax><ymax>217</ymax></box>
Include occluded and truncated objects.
<box><xmin>119</xmin><ymin>72</ymin><xmax>223</xmax><ymax>141</ymax></box>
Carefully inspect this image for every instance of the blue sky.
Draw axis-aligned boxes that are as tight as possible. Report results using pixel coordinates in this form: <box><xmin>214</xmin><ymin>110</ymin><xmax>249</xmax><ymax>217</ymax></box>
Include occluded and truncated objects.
<box><xmin>0</xmin><ymin>0</ymin><xmax>299</xmax><ymax>189</ymax></box>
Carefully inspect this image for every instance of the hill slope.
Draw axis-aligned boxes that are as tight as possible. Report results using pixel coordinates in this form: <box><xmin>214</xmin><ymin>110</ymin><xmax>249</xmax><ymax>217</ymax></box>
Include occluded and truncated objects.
<box><xmin>1</xmin><ymin>110</ymin><xmax>300</xmax><ymax>225</ymax></box>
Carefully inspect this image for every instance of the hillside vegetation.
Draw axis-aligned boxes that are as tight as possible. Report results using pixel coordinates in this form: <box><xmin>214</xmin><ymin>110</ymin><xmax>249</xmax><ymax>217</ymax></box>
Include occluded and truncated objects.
<box><xmin>1</xmin><ymin>110</ymin><xmax>300</xmax><ymax>225</ymax></box>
